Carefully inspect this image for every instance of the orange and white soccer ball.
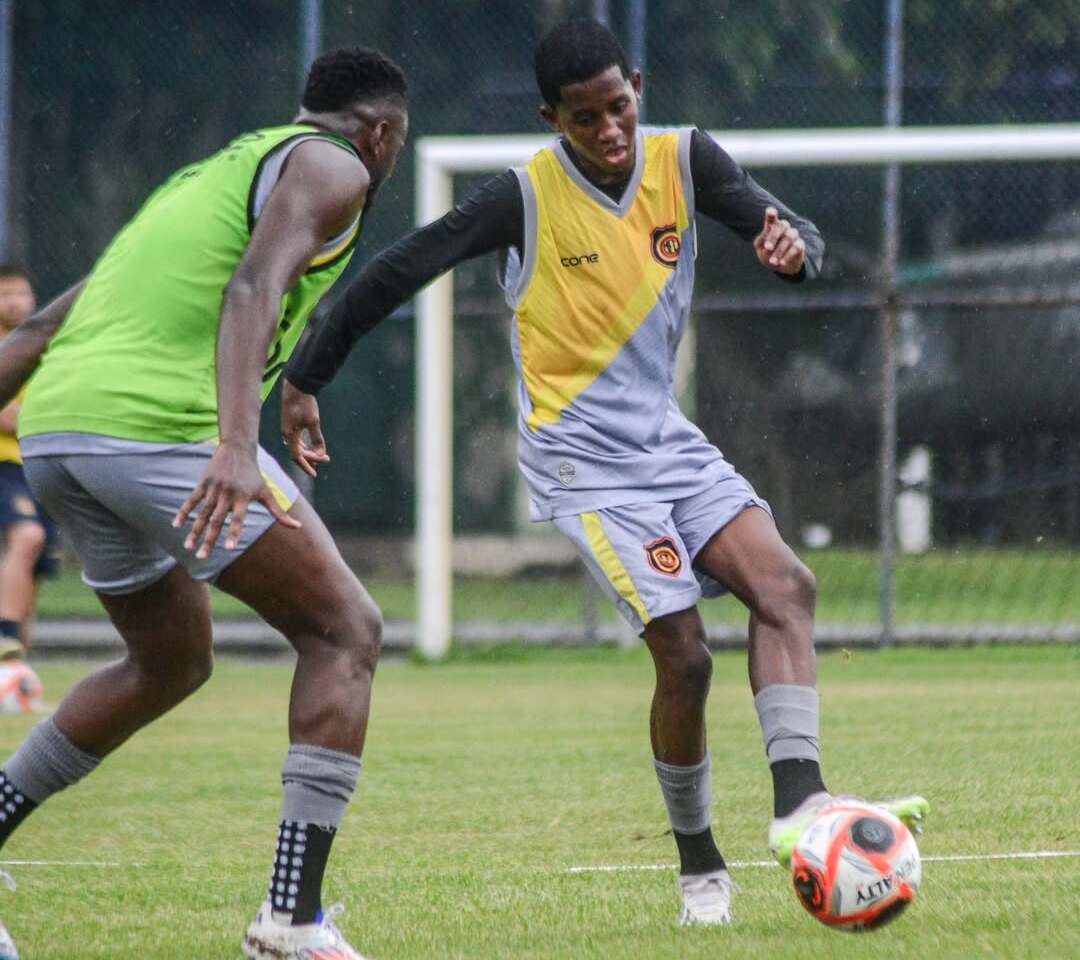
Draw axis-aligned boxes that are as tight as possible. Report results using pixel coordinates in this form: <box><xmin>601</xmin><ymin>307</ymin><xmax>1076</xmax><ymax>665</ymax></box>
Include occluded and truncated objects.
<box><xmin>0</xmin><ymin>660</ymin><xmax>44</xmax><ymax>715</ymax></box>
<box><xmin>791</xmin><ymin>800</ymin><xmax>921</xmax><ymax>931</ymax></box>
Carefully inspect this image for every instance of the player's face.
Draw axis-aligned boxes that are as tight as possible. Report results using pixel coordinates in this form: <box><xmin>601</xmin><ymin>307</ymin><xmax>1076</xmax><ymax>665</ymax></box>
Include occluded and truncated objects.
<box><xmin>542</xmin><ymin>66</ymin><xmax>642</xmax><ymax>184</ymax></box>
<box><xmin>0</xmin><ymin>276</ymin><xmax>35</xmax><ymax>331</ymax></box>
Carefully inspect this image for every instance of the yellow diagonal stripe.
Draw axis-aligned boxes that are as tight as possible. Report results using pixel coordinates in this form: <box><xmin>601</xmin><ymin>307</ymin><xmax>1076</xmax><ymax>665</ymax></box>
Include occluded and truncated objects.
<box><xmin>524</xmin><ymin>257</ymin><xmax>674</xmax><ymax>432</ymax></box>
<box><xmin>581</xmin><ymin>511</ymin><xmax>650</xmax><ymax>626</ymax></box>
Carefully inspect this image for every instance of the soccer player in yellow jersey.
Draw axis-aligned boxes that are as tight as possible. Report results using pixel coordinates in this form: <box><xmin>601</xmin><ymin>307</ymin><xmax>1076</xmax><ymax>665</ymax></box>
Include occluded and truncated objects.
<box><xmin>0</xmin><ymin>266</ymin><xmax>60</xmax><ymax>657</ymax></box>
<box><xmin>0</xmin><ymin>50</ymin><xmax>408</xmax><ymax>959</ymax></box>
<box><xmin>283</xmin><ymin>19</ymin><xmax>927</xmax><ymax>927</ymax></box>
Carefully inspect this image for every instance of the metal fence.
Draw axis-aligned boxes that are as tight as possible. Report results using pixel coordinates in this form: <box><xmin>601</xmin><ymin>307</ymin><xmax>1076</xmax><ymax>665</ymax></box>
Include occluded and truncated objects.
<box><xmin>3</xmin><ymin>1</ymin><xmax>1080</xmax><ymax>645</ymax></box>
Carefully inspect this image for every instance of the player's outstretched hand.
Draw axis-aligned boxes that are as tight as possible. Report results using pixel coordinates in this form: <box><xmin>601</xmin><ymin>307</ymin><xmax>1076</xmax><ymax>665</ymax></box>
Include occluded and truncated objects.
<box><xmin>754</xmin><ymin>206</ymin><xmax>806</xmax><ymax>275</ymax></box>
<box><xmin>172</xmin><ymin>440</ymin><xmax>301</xmax><ymax>559</ymax></box>
<box><xmin>281</xmin><ymin>378</ymin><xmax>330</xmax><ymax>478</ymax></box>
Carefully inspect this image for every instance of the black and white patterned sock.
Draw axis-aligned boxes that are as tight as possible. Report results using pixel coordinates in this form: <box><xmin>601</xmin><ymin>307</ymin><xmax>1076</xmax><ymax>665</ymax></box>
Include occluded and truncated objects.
<box><xmin>268</xmin><ymin>819</ymin><xmax>337</xmax><ymax>925</ymax></box>
<box><xmin>0</xmin><ymin>770</ymin><xmax>37</xmax><ymax>849</ymax></box>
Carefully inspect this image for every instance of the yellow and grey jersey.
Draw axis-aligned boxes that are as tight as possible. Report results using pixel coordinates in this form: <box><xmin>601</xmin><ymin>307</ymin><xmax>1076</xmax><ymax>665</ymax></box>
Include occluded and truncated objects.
<box><xmin>503</xmin><ymin>126</ymin><xmax>733</xmax><ymax>520</ymax></box>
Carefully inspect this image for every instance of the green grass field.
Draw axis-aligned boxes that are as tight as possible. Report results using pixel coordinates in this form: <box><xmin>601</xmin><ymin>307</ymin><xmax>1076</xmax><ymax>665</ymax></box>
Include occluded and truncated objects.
<box><xmin>33</xmin><ymin>548</ymin><xmax>1080</xmax><ymax>626</ymax></box>
<box><xmin>0</xmin><ymin>645</ymin><xmax>1077</xmax><ymax>958</ymax></box>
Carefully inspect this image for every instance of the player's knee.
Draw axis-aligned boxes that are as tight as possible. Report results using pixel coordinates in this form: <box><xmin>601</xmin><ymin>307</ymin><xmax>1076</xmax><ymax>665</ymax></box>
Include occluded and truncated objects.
<box><xmin>311</xmin><ymin>584</ymin><xmax>383</xmax><ymax>672</ymax></box>
<box><xmin>680</xmin><ymin>641</ymin><xmax>713</xmax><ymax>701</ymax></box>
<box><xmin>130</xmin><ymin>645</ymin><xmax>213</xmax><ymax>700</ymax></box>
<box><xmin>7</xmin><ymin>522</ymin><xmax>46</xmax><ymax>559</ymax></box>
<box><xmin>346</xmin><ymin>593</ymin><xmax>383</xmax><ymax>671</ymax></box>
<box><xmin>657</xmin><ymin>631</ymin><xmax>712</xmax><ymax>702</ymax></box>
<box><xmin>178</xmin><ymin>648</ymin><xmax>214</xmax><ymax>695</ymax></box>
<box><xmin>757</xmin><ymin>559</ymin><xmax>816</xmax><ymax>628</ymax></box>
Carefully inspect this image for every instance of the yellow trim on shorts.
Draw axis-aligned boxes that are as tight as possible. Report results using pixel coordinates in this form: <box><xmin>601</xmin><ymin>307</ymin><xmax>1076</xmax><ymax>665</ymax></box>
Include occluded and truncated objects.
<box><xmin>581</xmin><ymin>511</ymin><xmax>650</xmax><ymax>626</ymax></box>
<box><xmin>208</xmin><ymin>437</ymin><xmax>294</xmax><ymax>511</ymax></box>
<box><xmin>260</xmin><ymin>469</ymin><xmax>294</xmax><ymax>510</ymax></box>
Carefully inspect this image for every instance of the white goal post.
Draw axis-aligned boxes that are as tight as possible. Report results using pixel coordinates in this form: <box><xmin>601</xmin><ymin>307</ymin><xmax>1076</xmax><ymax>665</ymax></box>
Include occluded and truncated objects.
<box><xmin>413</xmin><ymin>123</ymin><xmax>1080</xmax><ymax>660</ymax></box>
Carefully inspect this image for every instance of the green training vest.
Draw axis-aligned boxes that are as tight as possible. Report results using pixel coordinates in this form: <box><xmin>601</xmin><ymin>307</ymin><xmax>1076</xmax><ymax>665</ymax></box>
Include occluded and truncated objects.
<box><xmin>20</xmin><ymin>124</ymin><xmax>361</xmax><ymax>443</ymax></box>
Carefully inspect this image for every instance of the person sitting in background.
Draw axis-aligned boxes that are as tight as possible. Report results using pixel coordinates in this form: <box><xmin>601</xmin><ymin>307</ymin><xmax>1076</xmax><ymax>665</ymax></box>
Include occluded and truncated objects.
<box><xmin>0</xmin><ymin>265</ymin><xmax>61</xmax><ymax>657</ymax></box>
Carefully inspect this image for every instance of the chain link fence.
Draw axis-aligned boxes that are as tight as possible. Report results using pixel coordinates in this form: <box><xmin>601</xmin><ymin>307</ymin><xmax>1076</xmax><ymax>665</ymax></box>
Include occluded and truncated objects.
<box><xmin>5</xmin><ymin>1</ymin><xmax>1080</xmax><ymax>644</ymax></box>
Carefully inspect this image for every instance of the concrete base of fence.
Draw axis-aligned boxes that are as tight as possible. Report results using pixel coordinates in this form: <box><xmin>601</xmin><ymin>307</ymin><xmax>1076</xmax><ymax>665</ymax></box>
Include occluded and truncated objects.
<box><xmin>24</xmin><ymin>619</ymin><xmax>1080</xmax><ymax>657</ymax></box>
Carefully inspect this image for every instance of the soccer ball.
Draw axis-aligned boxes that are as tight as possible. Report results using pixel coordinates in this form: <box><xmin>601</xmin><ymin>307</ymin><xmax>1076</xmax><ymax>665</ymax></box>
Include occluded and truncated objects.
<box><xmin>790</xmin><ymin>800</ymin><xmax>921</xmax><ymax>931</ymax></box>
<box><xmin>0</xmin><ymin>660</ymin><xmax>44</xmax><ymax>715</ymax></box>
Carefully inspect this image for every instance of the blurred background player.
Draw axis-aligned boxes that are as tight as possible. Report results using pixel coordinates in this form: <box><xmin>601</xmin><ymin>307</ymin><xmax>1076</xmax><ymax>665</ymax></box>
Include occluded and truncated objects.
<box><xmin>0</xmin><ymin>48</ymin><xmax>408</xmax><ymax>960</ymax></box>
<box><xmin>0</xmin><ymin>266</ymin><xmax>61</xmax><ymax>658</ymax></box>
<box><xmin>282</xmin><ymin>18</ymin><xmax>927</xmax><ymax>928</ymax></box>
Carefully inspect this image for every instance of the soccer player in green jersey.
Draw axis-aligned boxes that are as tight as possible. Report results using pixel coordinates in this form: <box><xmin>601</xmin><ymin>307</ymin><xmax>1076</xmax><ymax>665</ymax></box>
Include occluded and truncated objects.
<box><xmin>0</xmin><ymin>48</ymin><xmax>407</xmax><ymax>960</ymax></box>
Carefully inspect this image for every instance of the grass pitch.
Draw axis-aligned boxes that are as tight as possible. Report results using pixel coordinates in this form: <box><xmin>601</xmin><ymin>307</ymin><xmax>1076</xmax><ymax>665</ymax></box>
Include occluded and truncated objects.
<box><xmin>1</xmin><ymin>645</ymin><xmax>1078</xmax><ymax>959</ymax></box>
<box><xmin>35</xmin><ymin>548</ymin><xmax>1080</xmax><ymax>627</ymax></box>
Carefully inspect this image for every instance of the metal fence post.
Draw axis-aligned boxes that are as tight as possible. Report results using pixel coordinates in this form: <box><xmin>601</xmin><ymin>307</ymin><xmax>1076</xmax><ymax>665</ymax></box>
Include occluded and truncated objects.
<box><xmin>628</xmin><ymin>0</ymin><xmax>646</xmax><ymax>119</ymax></box>
<box><xmin>298</xmin><ymin>0</ymin><xmax>322</xmax><ymax>89</ymax></box>
<box><xmin>0</xmin><ymin>0</ymin><xmax>12</xmax><ymax>261</ymax></box>
<box><xmin>878</xmin><ymin>0</ymin><xmax>904</xmax><ymax>647</ymax></box>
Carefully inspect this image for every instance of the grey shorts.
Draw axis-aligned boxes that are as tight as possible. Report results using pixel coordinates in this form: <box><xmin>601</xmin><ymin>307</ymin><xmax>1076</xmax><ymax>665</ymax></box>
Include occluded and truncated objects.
<box><xmin>22</xmin><ymin>437</ymin><xmax>299</xmax><ymax>595</ymax></box>
<box><xmin>553</xmin><ymin>472</ymin><xmax>771</xmax><ymax>633</ymax></box>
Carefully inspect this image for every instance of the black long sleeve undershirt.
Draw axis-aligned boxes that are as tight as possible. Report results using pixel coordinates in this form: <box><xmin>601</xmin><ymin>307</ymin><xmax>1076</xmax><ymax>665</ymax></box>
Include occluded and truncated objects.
<box><xmin>286</xmin><ymin>129</ymin><xmax>825</xmax><ymax>395</ymax></box>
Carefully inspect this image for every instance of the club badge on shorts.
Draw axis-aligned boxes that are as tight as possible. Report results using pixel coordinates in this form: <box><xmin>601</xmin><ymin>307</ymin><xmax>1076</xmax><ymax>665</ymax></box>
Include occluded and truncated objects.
<box><xmin>644</xmin><ymin>536</ymin><xmax>682</xmax><ymax>576</ymax></box>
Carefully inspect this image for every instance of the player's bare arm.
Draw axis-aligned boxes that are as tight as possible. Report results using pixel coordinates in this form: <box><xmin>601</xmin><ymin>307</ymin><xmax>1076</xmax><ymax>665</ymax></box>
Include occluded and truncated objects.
<box><xmin>174</xmin><ymin>140</ymin><xmax>369</xmax><ymax>557</ymax></box>
<box><xmin>754</xmin><ymin>206</ymin><xmax>807</xmax><ymax>275</ymax></box>
<box><xmin>0</xmin><ymin>400</ymin><xmax>18</xmax><ymax>436</ymax></box>
<box><xmin>0</xmin><ymin>281</ymin><xmax>85</xmax><ymax>408</ymax></box>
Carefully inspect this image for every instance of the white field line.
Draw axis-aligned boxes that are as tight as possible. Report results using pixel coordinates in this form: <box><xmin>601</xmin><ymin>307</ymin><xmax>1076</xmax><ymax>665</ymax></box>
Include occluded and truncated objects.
<box><xmin>4</xmin><ymin>849</ymin><xmax>1079</xmax><ymax>872</ymax></box>
<box><xmin>0</xmin><ymin>860</ymin><xmax>127</xmax><ymax>867</ymax></box>
<box><xmin>567</xmin><ymin>850</ymin><xmax>1080</xmax><ymax>874</ymax></box>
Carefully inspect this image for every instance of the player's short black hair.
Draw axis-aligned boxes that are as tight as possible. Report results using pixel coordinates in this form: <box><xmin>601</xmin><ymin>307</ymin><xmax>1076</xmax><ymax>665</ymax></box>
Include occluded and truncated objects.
<box><xmin>0</xmin><ymin>264</ymin><xmax>28</xmax><ymax>282</ymax></box>
<box><xmin>534</xmin><ymin>18</ymin><xmax>630</xmax><ymax>107</ymax></box>
<box><xmin>302</xmin><ymin>47</ymin><xmax>408</xmax><ymax>113</ymax></box>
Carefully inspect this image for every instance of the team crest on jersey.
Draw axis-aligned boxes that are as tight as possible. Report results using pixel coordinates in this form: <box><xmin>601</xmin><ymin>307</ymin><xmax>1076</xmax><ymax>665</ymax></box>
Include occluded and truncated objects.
<box><xmin>644</xmin><ymin>537</ymin><xmax>682</xmax><ymax>576</ymax></box>
<box><xmin>650</xmin><ymin>224</ymin><xmax>681</xmax><ymax>268</ymax></box>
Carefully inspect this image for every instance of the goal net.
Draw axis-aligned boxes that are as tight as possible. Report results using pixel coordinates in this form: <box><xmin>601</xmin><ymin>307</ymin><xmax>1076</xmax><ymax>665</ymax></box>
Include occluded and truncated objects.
<box><xmin>412</xmin><ymin>124</ymin><xmax>1080</xmax><ymax>658</ymax></box>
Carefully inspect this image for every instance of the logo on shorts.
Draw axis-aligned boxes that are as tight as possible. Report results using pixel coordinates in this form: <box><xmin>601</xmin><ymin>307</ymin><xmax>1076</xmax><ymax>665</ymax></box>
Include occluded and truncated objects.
<box><xmin>650</xmin><ymin>225</ymin><xmax>681</xmax><ymax>268</ymax></box>
<box><xmin>644</xmin><ymin>536</ymin><xmax>682</xmax><ymax>576</ymax></box>
<box><xmin>558</xmin><ymin>462</ymin><xmax>576</xmax><ymax>486</ymax></box>
<box><xmin>12</xmin><ymin>495</ymin><xmax>37</xmax><ymax>519</ymax></box>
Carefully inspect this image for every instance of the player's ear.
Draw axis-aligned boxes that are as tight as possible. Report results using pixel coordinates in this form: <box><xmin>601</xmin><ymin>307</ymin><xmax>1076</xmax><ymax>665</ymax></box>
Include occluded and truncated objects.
<box><xmin>368</xmin><ymin>119</ymin><xmax>393</xmax><ymax>158</ymax></box>
<box><xmin>539</xmin><ymin>103</ymin><xmax>561</xmax><ymax>134</ymax></box>
<box><xmin>630</xmin><ymin>70</ymin><xmax>643</xmax><ymax>100</ymax></box>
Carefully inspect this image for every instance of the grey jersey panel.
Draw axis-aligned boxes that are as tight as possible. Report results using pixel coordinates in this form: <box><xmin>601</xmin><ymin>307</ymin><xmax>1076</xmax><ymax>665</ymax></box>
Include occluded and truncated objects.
<box><xmin>509</xmin><ymin>129</ymin><xmax>733</xmax><ymax>520</ymax></box>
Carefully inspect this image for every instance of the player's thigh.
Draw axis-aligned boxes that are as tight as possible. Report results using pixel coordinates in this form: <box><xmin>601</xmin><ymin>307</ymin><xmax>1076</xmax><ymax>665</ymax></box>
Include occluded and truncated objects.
<box><xmin>553</xmin><ymin>502</ymin><xmax>702</xmax><ymax>635</ymax></box>
<box><xmin>691</xmin><ymin>497</ymin><xmax>810</xmax><ymax>609</ymax></box>
<box><xmin>215</xmin><ymin>494</ymin><xmax>379</xmax><ymax>649</ymax></box>
<box><xmin>95</xmin><ymin>564</ymin><xmax>213</xmax><ymax>673</ymax></box>
<box><xmin>22</xmin><ymin>455</ymin><xmax>176</xmax><ymax>595</ymax></box>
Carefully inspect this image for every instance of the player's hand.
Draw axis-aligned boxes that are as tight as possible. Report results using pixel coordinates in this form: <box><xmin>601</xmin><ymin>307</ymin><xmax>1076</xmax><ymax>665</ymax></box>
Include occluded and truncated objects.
<box><xmin>281</xmin><ymin>379</ymin><xmax>330</xmax><ymax>478</ymax></box>
<box><xmin>172</xmin><ymin>440</ymin><xmax>301</xmax><ymax>559</ymax></box>
<box><xmin>754</xmin><ymin>206</ymin><xmax>806</xmax><ymax>275</ymax></box>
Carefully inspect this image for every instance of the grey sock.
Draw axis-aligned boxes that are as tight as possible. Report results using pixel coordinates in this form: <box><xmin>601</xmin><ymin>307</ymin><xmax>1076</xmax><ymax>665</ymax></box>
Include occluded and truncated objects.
<box><xmin>754</xmin><ymin>684</ymin><xmax>821</xmax><ymax>764</ymax></box>
<box><xmin>280</xmin><ymin>744</ymin><xmax>361</xmax><ymax>829</ymax></box>
<box><xmin>653</xmin><ymin>752</ymin><xmax>713</xmax><ymax>834</ymax></box>
<box><xmin>4</xmin><ymin>718</ymin><xmax>101</xmax><ymax>804</ymax></box>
